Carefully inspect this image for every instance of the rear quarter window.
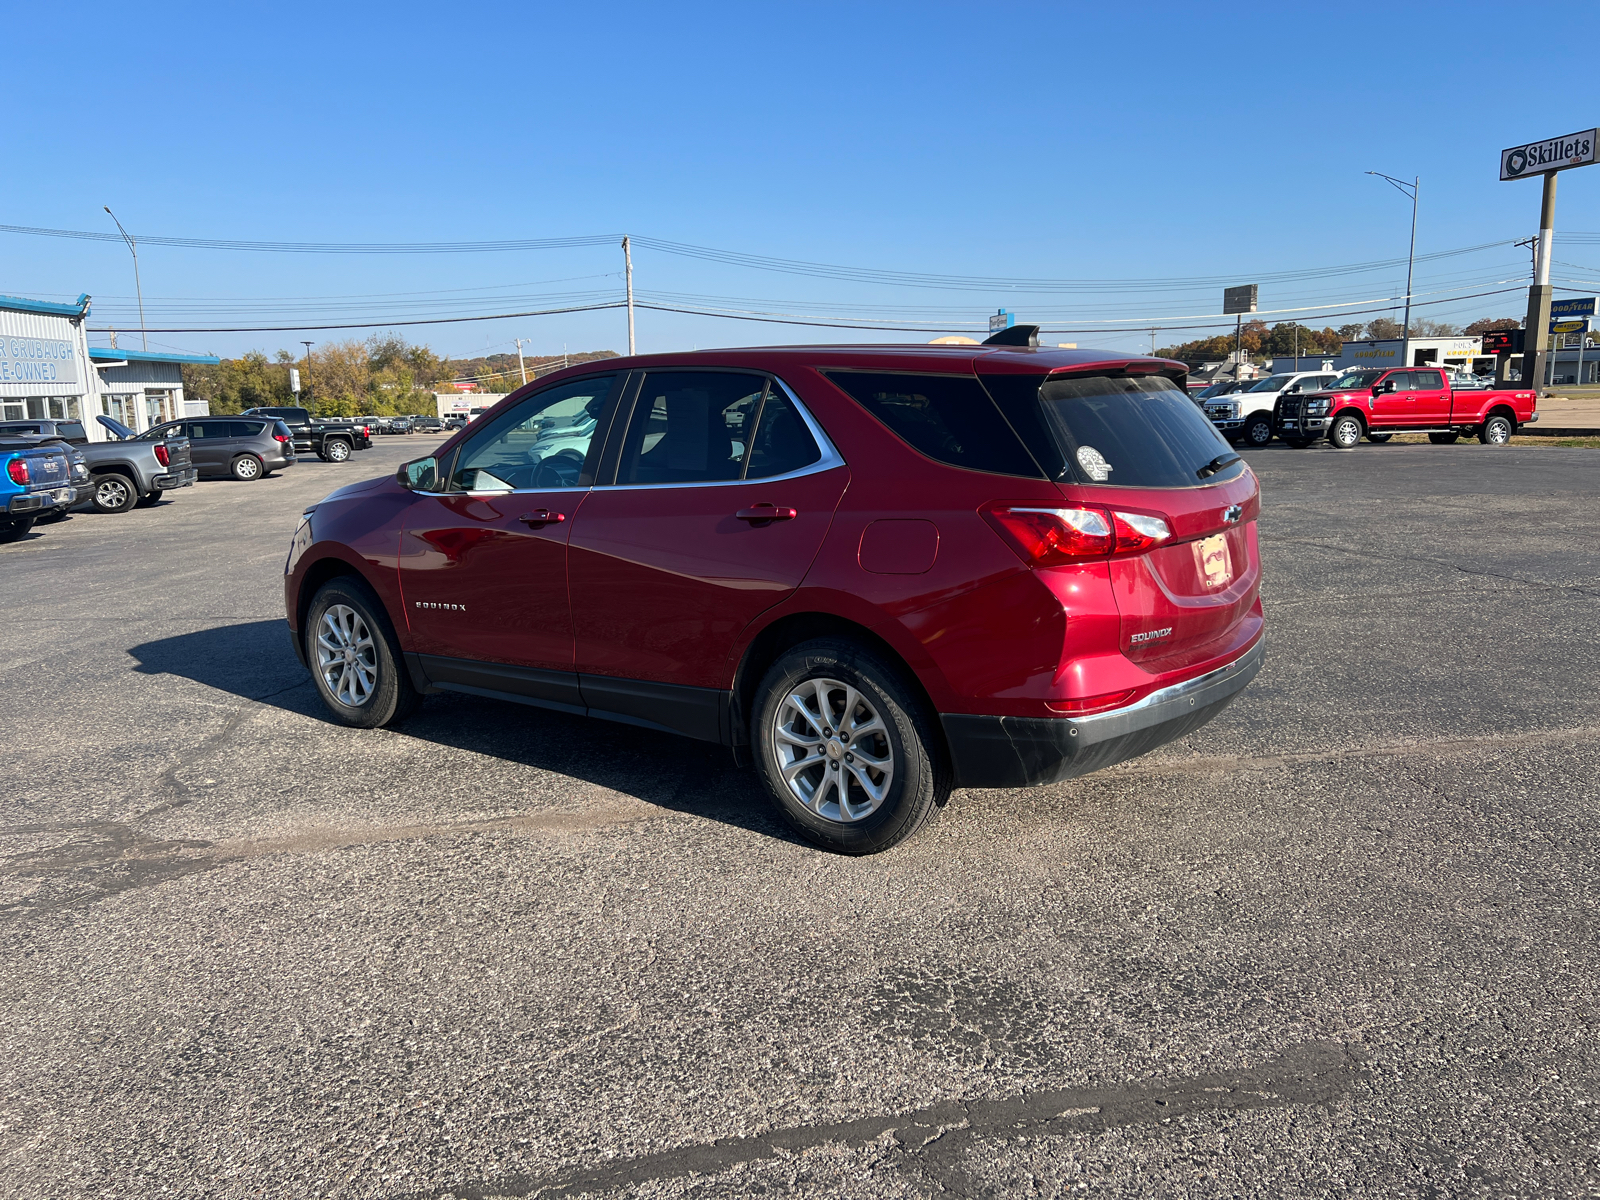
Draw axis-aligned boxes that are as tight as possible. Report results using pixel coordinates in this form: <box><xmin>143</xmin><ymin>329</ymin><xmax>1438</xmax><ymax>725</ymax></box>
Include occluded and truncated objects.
<box><xmin>823</xmin><ymin>370</ymin><xmax>1042</xmax><ymax>478</ymax></box>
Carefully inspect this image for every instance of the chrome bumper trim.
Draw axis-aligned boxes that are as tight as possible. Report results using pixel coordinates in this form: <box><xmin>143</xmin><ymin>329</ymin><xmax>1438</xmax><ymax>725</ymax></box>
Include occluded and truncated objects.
<box><xmin>1071</xmin><ymin>638</ymin><xmax>1266</xmax><ymax>746</ymax></box>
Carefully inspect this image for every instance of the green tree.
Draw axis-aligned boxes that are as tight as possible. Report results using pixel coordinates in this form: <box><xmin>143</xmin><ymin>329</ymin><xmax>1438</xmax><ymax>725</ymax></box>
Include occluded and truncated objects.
<box><xmin>1464</xmin><ymin>316</ymin><xmax>1520</xmax><ymax>335</ymax></box>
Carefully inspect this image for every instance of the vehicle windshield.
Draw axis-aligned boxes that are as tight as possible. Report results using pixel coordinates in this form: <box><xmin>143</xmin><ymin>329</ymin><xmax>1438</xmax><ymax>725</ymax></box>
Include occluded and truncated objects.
<box><xmin>1245</xmin><ymin>375</ymin><xmax>1292</xmax><ymax>393</ymax></box>
<box><xmin>1326</xmin><ymin>369</ymin><xmax>1385</xmax><ymax>390</ymax></box>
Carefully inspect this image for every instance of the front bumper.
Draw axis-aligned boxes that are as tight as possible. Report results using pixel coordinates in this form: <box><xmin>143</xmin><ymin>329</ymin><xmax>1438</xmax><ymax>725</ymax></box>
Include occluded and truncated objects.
<box><xmin>154</xmin><ymin>468</ymin><xmax>199</xmax><ymax>490</ymax></box>
<box><xmin>8</xmin><ymin>486</ymin><xmax>76</xmax><ymax>514</ymax></box>
<box><xmin>1277</xmin><ymin>416</ymin><xmax>1329</xmax><ymax>435</ymax></box>
<box><xmin>940</xmin><ymin>638</ymin><xmax>1266</xmax><ymax>789</ymax></box>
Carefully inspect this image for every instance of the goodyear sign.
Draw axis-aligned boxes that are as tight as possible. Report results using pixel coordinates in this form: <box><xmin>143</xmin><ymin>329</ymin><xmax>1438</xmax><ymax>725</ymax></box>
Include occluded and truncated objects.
<box><xmin>1551</xmin><ymin>296</ymin><xmax>1597</xmax><ymax>319</ymax></box>
<box><xmin>1501</xmin><ymin>129</ymin><xmax>1598</xmax><ymax>180</ymax></box>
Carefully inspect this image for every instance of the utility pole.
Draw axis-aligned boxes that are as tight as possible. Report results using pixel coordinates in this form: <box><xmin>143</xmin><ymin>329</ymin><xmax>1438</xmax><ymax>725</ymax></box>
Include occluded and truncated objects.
<box><xmin>514</xmin><ymin>337</ymin><xmax>528</xmax><ymax>385</ymax></box>
<box><xmin>301</xmin><ymin>342</ymin><xmax>315</xmax><ymax>403</ymax></box>
<box><xmin>622</xmin><ymin>236</ymin><xmax>635</xmax><ymax>355</ymax></box>
<box><xmin>1523</xmin><ymin>172</ymin><xmax>1558</xmax><ymax>391</ymax></box>
<box><xmin>1294</xmin><ymin>324</ymin><xmax>1300</xmax><ymax>372</ymax></box>
<box><xmin>103</xmin><ymin>206</ymin><xmax>148</xmax><ymax>351</ymax></box>
<box><xmin>1366</xmin><ymin>172</ymin><xmax>1419</xmax><ymax>366</ymax></box>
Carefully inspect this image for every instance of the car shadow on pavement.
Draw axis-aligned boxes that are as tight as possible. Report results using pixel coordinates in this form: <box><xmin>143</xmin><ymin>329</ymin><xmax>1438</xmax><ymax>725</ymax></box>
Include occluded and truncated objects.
<box><xmin>127</xmin><ymin>619</ymin><xmax>798</xmax><ymax>846</ymax></box>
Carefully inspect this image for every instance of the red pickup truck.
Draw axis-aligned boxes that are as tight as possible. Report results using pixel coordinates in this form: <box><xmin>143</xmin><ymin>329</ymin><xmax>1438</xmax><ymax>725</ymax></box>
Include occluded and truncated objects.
<box><xmin>1275</xmin><ymin>366</ymin><xmax>1537</xmax><ymax>449</ymax></box>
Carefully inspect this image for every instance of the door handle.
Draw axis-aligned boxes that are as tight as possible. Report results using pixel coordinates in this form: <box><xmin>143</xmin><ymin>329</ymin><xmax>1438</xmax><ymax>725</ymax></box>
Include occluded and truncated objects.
<box><xmin>519</xmin><ymin>509</ymin><xmax>566</xmax><ymax>527</ymax></box>
<box><xmin>736</xmin><ymin>505</ymin><xmax>798</xmax><ymax>523</ymax></box>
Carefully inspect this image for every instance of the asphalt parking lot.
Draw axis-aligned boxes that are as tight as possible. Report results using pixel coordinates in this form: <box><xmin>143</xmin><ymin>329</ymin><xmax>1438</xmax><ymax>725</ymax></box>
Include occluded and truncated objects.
<box><xmin>3</xmin><ymin>433</ymin><xmax>1597</xmax><ymax>1199</ymax></box>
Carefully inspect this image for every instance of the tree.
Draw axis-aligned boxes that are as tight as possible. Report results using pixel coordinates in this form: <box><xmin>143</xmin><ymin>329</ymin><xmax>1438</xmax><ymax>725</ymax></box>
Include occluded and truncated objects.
<box><xmin>1407</xmin><ymin>318</ymin><xmax>1460</xmax><ymax>337</ymax></box>
<box><xmin>1337</xmin><ymin>324</ymin><xmax>1366</xmax><ymax>340</ymax></box>
<box><xmin>1364</xmin><ymin>318</ymin><xmax>1404</xmax><ymax>340</ymax></box>
<box><xmin>1464</xmin><ymin>316</ymin><xmax>1520</xmax><ymax>335</ymax></box>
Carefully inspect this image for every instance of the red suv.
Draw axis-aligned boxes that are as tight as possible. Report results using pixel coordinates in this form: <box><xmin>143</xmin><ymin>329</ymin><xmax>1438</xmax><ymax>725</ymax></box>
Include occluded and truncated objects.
<box><xmin>285</xmin><ymin>340</ymin><xmax>1264</xmax><ymax>853</ymax></box>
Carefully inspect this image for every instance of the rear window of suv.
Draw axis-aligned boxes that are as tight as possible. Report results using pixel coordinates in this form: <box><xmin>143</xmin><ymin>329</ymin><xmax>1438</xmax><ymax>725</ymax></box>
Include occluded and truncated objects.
<box><xmin>981</xmin><ymin>373</ymin><xmax>1241</xmax><ymax>488</ymax></box>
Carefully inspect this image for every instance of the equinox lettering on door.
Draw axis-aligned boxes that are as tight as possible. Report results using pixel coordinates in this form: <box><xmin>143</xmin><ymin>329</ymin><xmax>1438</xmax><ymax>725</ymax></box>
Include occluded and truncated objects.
<box><xmin>414</xmin><ymin>601</ymin><xmax>466</xmax><ymax>612</ymax></box>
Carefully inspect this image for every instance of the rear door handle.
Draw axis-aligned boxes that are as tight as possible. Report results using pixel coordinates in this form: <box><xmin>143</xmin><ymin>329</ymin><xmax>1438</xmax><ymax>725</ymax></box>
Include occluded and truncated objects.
<box><xmin>736</xmin><ymin>505</ymin><xmax>798</xmax><ymax>523</ymax></box>
<box><xmin>519</xmin><ymin>509</ymin><xmax>566</xmax><ymax>527</ymax></box>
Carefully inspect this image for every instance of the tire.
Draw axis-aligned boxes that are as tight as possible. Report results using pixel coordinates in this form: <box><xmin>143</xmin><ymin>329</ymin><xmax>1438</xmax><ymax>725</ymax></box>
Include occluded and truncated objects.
<box><xmin>0</xmin><ymin>517</ymin><xmax>35</xmax><ymax>544</ymax></box>
<box><xmin>752</xmin><ymin>638</ymin><xmax>950</xmax><ymax>855</ymax></box>
<box><xmin>1242</xmin><ymin>414</ymin><xmax>1274</xmax><ymax>447</ymax></box>
<box><xmin>230</xmin><ymin>454</ymin><xmax>264</xmax><ymax>481</ymax></box>
<box><xmin>90</xmin><ymin>473</ymin><xmax>139</xmax><ymax>513</ymax></box>
<box><xmin>1479</xmin><ymin>413</ymin><xmax>1514</xmax><ymax>445</ymax></box>
<box><xmin>135</xmin><ymin>489</ymin><xmax>164</xmax><ymax>508</ymax></box>
<box><xmin>304</xmin><ymin>577</ymin><xmax>421</xmax><ymax>728</ymax></box>
<box><xmin>1365</xmin><ymin>433</ymin><xmax>1393</xmax><ymax>444</ymax></box>
<box><xmin>321</xmin><ymin>438</ymin><xmax>352</xmax><ymax>463</ymax></box>
<box><xmin>1429</xmin><ymin>431</ymin><xmax>1460</xmax><ymax>445</ymax></box>
<box><xmin>1328</xmin><ymin>413</ymin><xmax>1364</xmax><ymax>450</ymax></box>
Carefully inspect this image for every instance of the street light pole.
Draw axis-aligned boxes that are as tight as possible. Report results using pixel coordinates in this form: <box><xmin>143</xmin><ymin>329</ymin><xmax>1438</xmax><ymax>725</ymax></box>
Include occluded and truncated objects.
<box><xmin>622</xmin><ymin>236</ymin><xmax>635</xmax><ymax>355</ymax></box>
<box><xmin>514</xmin><ymin>337</ymin><xmax>528</xmax><ymax>385</ymax></box>
<box><xmin>301</xmin><ymin>342</ymin><xmax>315</xmax><ymax>403</ymax></box>
<box><xmin>103</xmin><ymin>206</ymin><xmax>148</xmax><ymax>351</ymax></box>
<box><xmin>1366</xmin><ymin>172</ymin><xmax>1419</xmax><ymax>363</ymax></box>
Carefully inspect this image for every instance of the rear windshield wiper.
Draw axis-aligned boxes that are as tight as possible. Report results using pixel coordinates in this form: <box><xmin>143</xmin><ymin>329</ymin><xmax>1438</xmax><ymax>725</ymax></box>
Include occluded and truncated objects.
<box><xmin>1196</xmin><ymin>453</ymin><xmax>1241</xmax><ymax>479</ymax></box>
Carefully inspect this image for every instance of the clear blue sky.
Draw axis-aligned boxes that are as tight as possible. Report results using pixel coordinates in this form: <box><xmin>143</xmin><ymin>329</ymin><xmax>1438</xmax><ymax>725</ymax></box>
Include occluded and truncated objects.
<box><xmin>6</xmin><ymin>0</ymin><xmax>1598</xmax><ymax>363</ymax></box>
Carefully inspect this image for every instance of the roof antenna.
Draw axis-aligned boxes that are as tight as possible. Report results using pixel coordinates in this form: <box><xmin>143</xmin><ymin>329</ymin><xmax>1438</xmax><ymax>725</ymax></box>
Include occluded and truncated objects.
<box><xmin>982</xmin><ymin>324</ymin><xmax>1040</xmax><ymax>348</ymax></box>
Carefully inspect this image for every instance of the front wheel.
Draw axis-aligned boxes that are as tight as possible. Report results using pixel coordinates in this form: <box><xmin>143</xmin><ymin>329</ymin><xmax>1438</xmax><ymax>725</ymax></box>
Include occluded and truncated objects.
<box><xmin>304</xmin><ymin>577</ymin><xmax>421</xmax><ymax>728</ymax></box>
<box><xmin>1479</xmin><ymin>414</ymin><xmax>1514</xmax><ymax>445</ymax></box>
<box><xmin>753</xmin><ymin>638</ymin><xmax>949</xmax><ymax>855</ymax></box>
<box><xmin>1242</xmin><ymin>414</ymin><xmax>1274</xmax><ymax>447</ymax></box>
<box><xmin>1429</xmin><ymin>431</ymin><xmax>1460</xmax><ymax>445</ymax></box>
<box><xmin>91</xmin><ymin>473</ymin><xmax>139</xmax><ymax>513</ymax></box>
<box><xmin>1328</xmin><ymin>414</ymin><xmax>1364</xmax><ymax>450</ymax></box>
<box><xmin>1366</xmin><ymin>432</ymin><xmax>1393</xmax><ymax>444</ymax></box>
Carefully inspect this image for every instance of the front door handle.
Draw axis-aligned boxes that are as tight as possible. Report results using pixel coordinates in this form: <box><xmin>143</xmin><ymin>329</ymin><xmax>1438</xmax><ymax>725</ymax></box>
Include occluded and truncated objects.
<box><xmin>737</xmin><ymin>505</ymin><xmax>798</xmax><ymax>524</ymax></box>
<box><xmin>519</xmin><ymin>509</ymin><xmax>566</xmax><ymax>527</ymax></box>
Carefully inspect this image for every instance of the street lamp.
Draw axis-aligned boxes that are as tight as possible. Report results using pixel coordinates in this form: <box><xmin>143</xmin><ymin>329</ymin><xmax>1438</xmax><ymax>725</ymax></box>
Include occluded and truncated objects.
<box><xmin>1366</xmin><ymin>172</ymin><xmax>1419</xmax><ymax>358</ymax></box>
<box><xmin>103</xmin><ymin>206</ymin><xmax>148</xmax><ymax>352</ymax></box>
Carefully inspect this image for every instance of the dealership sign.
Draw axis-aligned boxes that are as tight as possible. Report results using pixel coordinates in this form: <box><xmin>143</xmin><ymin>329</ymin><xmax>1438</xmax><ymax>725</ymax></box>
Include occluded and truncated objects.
<box><xmin>1501</xmin><ymin>129</ymin><xmax>1598</xmax><ymax>180</ymax></box>
<box><xmin>0</xmin><ymin>336</ymin><xmax>79</xmax><ymax>386</ymax></box>
<box><xmin>1551</xmin><ymin>296</ymin><xmax>1597</xmax><ymax>318</ymax></box>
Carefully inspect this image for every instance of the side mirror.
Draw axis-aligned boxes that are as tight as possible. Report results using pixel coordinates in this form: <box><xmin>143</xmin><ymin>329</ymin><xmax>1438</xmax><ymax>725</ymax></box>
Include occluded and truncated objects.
<box><xmin>1374</xmin><ymin>380</ymin><xmax>1395</xmax><ymax>395</ymax></box>
<box><xmin>397</xmin><ymin>456</ymin><xmax>439</xmax><ymax>491</ymax></box>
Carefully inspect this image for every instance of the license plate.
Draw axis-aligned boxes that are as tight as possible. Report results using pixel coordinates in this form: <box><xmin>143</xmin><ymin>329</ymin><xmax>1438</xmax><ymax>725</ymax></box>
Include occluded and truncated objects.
<box><xmin>1195</xmin><ymin>533</ymin><xmax>1233</xmax><ymax>589</ymax></box>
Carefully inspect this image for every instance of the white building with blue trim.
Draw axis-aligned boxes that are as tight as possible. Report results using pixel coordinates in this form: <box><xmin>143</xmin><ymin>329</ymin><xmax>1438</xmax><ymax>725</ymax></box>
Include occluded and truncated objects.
<box><xmin>0</xmin><ymin>293</ymin><xmax>217</xmax><ymax>441</ymax></box>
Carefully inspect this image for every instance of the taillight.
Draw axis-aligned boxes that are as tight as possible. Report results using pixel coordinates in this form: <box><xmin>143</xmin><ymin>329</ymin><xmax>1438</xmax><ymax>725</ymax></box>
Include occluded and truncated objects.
<box><xmin>154</xmin><ymin>444</ymin><xmax>170</xmax><ymax>467</ymax></box>
<box><xmin>982</xmin><ymin>504</ymin><xmax>1171</xmax><ymax>567</ymax></box>
<box><xmin>7</xmin><ymin>458</ymin><xmax>29</xmax><ymax>485</ymax></box>
<box><xmin>274</xmin><ymin>433</ymin><xmax>291</xmax><ymax>443</ymax></box>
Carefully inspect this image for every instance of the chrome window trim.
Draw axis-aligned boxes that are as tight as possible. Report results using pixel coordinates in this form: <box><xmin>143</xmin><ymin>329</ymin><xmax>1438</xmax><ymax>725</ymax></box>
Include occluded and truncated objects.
<box><xmin>596</xmin><ymin>372</ymin><xmax>846</xmax><ymax>493</ymax></box>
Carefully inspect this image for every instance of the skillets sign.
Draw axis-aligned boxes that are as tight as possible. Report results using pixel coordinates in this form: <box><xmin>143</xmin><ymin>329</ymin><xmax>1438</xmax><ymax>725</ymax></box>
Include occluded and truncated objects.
<box><xmin>1501</xmin><ymin>129</ymin><xmax>1598</xmax><ymax>180</ymax></box>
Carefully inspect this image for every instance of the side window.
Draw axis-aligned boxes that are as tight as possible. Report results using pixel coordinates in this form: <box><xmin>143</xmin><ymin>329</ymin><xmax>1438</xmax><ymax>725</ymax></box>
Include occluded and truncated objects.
<box><xmin>745</xmin><ymin>384</ymin><xmax>822</xmax><ymax>479</ymax></box>
<box><xmin>449</xmin><ymin>374</ymin><xmax>616</xmax><ymax>493</ymax></box>
<box><xmin>824</xmin><ymin>371</ymin><xmax>1042</xmax><ymax>478</ymax></box>
<box><xmin>614</xmin><ymin>372</ymin><xmax>765</xmax><ymax>485</ymax></box>
<box><xmin>230</xmin><ymin>421</ymin><xmax>264</xmax><ymax>437</ymax></box>
<box><xmin>1385</xmin><ymin>372</ymin><xmax>1413</xmax><ymax>392</ymax></box>
<box><xmin>1416</xmin><ymin>370</ymin><xmax>1445</xmax><ymax>390</ymax></box>
<box><xmin>189</xmin><ymin>421</ymin><xmax>220</xmax><ymax>438</ymax></box>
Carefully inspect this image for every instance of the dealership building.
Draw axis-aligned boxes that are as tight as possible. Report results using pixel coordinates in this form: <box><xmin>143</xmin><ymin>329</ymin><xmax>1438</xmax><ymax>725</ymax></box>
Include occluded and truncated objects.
<box><xmin>0</xmin><ymin>293</ymin><xmax>217</xmax><ymax>441</ymax></box>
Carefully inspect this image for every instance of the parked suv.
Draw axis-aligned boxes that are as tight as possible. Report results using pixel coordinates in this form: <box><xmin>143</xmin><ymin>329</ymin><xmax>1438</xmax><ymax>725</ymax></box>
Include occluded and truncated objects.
<box><xmin>285</xmin><ymin>341</ymin><xmax>1264</xmax><ymax>853</ymax></box>
<box><xmin>140</xmin><ymin>417</ymin><xmax>296</xmax><ymax>480</ymax></box>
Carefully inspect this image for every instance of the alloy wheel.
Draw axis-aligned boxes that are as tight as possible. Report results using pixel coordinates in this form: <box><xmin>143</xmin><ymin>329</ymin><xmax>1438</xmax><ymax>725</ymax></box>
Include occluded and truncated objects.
<box><xmin>316</xmin><ymin>604</ymin><xmax>378</xmax><ymax>707</ymax></box>
<box><xmin>235</xmin><ymin>456</ymin><xmax>261</xmax><ymax>479</ymax></box>
<box><xmin>96</xmin><ymin>477</ymin><xmax>131</xmax><ymax>508</ymax></box>
<box><xmin>1331</xmin><ymin>417</ymin><xmax>1362</xmax><ymax>449</ymax></box>
<box><xmin>771</xmin><ymin>677</ymin><xmax>896</xmax><ymax>824</ymax></box>
<box><xmin>1486</xmin><ymin>417</ymin><xmax>1512</xmax><ymax>444</ymax></box>
<box><xmin>328</xmin><ymin>440</ymin><xmax>350</xmax><ymax>462</ymax></box>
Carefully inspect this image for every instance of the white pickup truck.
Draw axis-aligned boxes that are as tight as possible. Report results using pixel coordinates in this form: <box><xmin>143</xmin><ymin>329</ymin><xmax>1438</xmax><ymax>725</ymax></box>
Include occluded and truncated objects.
<box><xmin>1201</xmin><ymin>370</ymin><xmax>1337</xmax><ymax>447</ymax></box>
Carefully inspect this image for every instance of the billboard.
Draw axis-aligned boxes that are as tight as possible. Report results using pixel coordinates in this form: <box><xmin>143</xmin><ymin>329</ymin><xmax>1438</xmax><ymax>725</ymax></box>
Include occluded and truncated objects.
<box><xmin>1550</xmin><ymin>296</ymin><xmax>1597</xmax><ymax>319</ymax></box>
<box><xmin>1223</xmin><ymin>285</ymin><xmax>1258</xmax><ymax>315</ymax></box>
<box><xmin>1501</xmin><ymin>129</ymin><xmax>1598</xmax><ymax>180</ymax></box>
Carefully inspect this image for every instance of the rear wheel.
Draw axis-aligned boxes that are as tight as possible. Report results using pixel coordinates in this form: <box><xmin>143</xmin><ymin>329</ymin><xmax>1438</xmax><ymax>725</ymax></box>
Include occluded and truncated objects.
<box><xmin>1479</xmin><ymin>413</ymin><xmax>1514</xmax><ymax>445</ymax></box>
<box><xmin>231</xmin><ymin>454</ymin><xmax>263</xmax><ymax>481</ymax></box>
<box><xmin>1328</xmin><ymin>413</ymin><xmax>1364</xmax><ymax>450</ymax></box>
<box><xmin>320</xmin><ymin>438</ymin><xmax>352</xmax><ymax>463</ymax></box>
<box><xmin>0</xmin><ymin>517</ymin><xmax>36</xmax><ymax>544</ymax></box>
<box><xmin>1429</xmin><ymin>431</ymin><xmax>1460</xmax><ymax>445</ymax></box>
<box><xmin>1242</xmin><ymin>414</ymin><xmax>1274</xmax><ymax>446</ymax></box>
<box><xmin>91</xmin><ymin>473</ymin><xmax>138</xmax><ymax>513</ymax></box>
<box><xmin>1366</xmin><ymin>432</ymin><xmax>1393</xmax><ymax>444</ymax></box>
<box><xmin>753</xmin><ymin>638</ymin><xmax>949</xmax><ymax>855</ymax></box>
<box><xmin>304</xmin><ymin>577</ymin><xmax>421</xmax><ymax>728</ymax></box>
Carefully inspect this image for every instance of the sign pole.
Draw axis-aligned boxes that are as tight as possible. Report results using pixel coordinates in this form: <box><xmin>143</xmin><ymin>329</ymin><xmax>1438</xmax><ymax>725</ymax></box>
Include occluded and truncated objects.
<box><xmin>1577</xmin><ymin>323</ymin><xmax>1587</xmax><ymax>388</ymax></box>
<box><xmin>1522</xmin><ymin>172</ymin><xmax>1558</xmax><ymax>390</ymax></box>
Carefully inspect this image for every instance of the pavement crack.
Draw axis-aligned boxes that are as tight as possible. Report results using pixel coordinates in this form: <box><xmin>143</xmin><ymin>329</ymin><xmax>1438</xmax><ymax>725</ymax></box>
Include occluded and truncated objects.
<box><xmin>398</xmin><ymin>1040</ymin><xmax>1360</xmax><ymax>1200</ymax></box>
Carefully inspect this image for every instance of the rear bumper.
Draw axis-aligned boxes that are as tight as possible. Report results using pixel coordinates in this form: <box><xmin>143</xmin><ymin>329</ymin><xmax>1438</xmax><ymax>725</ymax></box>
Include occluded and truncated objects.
<box><xmin>940</xmin><ymin>637</ymin><xmax>1265</xmax><ymax>789</ymax></box>
<box><xmin>154</xmin><ymin>468</ymin><xmax>199</xmax><ymax>490</ymax></box>
<box><xmin>8</xmin><ymin>487</ymin><xmax>76</xmax><ymax>514</ymax></box>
